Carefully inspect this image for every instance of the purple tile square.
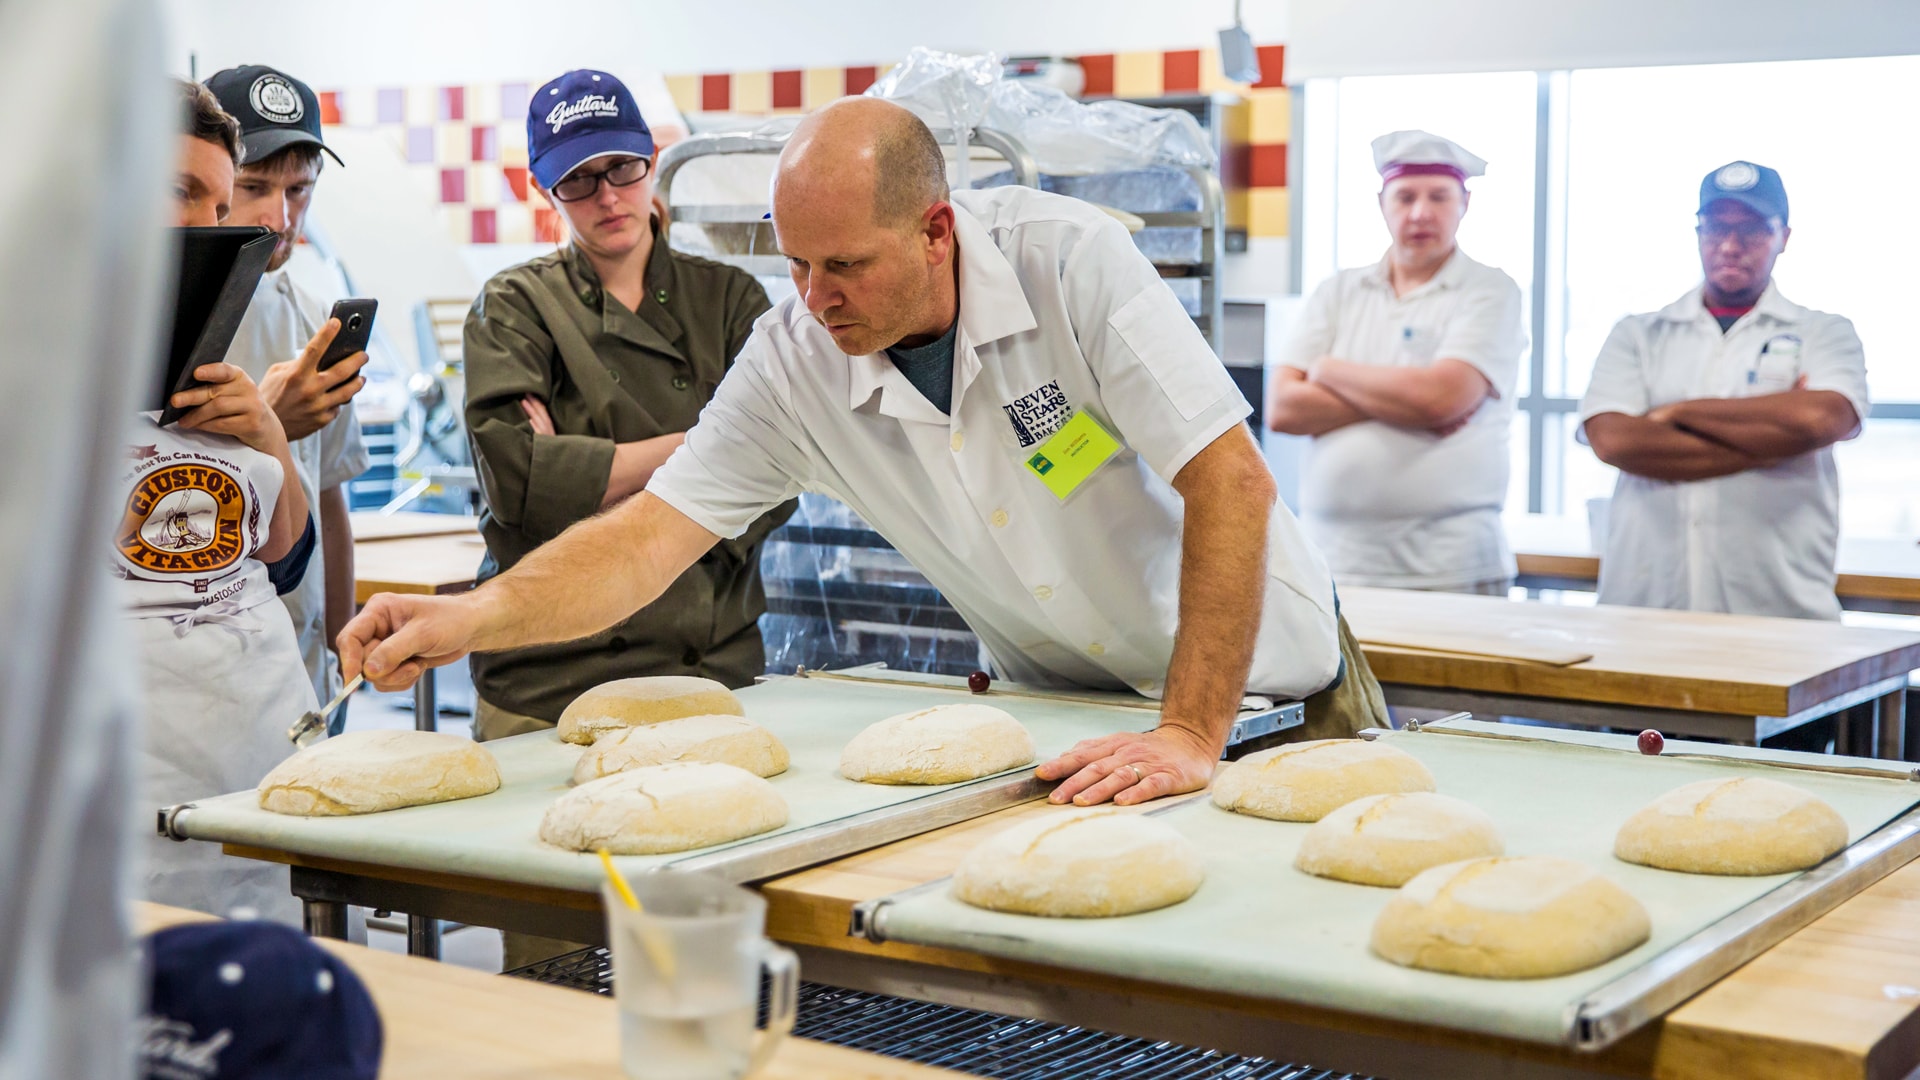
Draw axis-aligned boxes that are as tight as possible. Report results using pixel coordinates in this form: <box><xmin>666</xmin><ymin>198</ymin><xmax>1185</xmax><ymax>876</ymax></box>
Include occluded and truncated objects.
<box><xmin>376</xmin><ymin>88</ymin><xmax>405</xmax><ymax>125</ymax></box>
<box><xmin>406</xmin><ymin>125</ymin><xmax>434</xmax><ymax>164</ymax></box>
<box><xmin>500</xmin><ymin>82</ymin><xmax>530</xmax><ymax>124</ymax></box>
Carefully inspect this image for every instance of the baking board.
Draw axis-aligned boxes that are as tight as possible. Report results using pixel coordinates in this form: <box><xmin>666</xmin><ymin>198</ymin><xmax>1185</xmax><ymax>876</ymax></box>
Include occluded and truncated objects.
<box><xmin>166</xmin><ymin>674</ymin><xmax>1171</xmax><ymax>891</ymax></box>
<box><xmin>856</xmin><ymin>722</ymin><xmax>1920</xmax><ymax>1048</ymax></box>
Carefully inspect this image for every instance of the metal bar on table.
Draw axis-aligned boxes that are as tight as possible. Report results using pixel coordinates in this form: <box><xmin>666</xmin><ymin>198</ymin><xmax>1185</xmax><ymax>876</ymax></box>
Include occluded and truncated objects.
<box><xmin>413</xmin><ymin>665</ymin><xmax>437</xmax><ymax>733</ymax></box>
<box><xmin>1402</xmin><ymin>718</ymin><xmax>1920</xmax><ymax>782</ymax></box>
<box><xmin>407</xmin><ymin>914</ymin><xmax>441</xmax><ymax>959</ymax></box>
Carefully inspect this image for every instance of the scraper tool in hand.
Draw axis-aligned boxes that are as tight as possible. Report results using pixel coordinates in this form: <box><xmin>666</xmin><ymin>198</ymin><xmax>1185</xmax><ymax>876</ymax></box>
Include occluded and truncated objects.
<box><xmin>287</xmin><ymin>674</ymin><xmax>365</xmax><ymax>747</ymax></box>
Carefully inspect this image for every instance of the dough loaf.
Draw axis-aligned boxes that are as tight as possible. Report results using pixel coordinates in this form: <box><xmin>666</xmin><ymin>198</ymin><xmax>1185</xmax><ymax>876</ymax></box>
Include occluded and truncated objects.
<box><xmin>556</xmin><ymin>676</ymin><xmax>745</xmax><ymax>745</ymax></box>
<box><xmin>1212</xmin><ymin>739</ymin><xmax>1435</xmax><ymax>822</ymax></box>
<box><xmin>839</xmin><ymin>703</ymin><xmax>1035</xmax><ymax>785</ymax></box>
<box><xmin>572</xmin><ymin>716</ymin><xmax>789</xmax><ymax>784</ymax></box>
<box><xmin>1294</xmin><ymin>792</ymin><xmax>1504</xmax><ymax>887</ymax></box>
<box><xmin>538</xmin><ymin>762</ymin><xmax>787</xmax><ymax>855</ymax></box>
<box><xmin>1614</xmin><ymin>777</ymin><xmax>1848</xmax><ymax>876</ymax></box>
<box><xmin>1371</xmin><ymin>856</ymin><xmax>1651</xmax><ymax>978</ymax></box>
<box><xmin>953</xmin><ymin>810</ymin><xmax>1204</xmax><ymax>917</ymax></box>
<box><xmin>257</xmin><ymin>730</ymin><xmax>501</xmax><ymax>816</ymax></box>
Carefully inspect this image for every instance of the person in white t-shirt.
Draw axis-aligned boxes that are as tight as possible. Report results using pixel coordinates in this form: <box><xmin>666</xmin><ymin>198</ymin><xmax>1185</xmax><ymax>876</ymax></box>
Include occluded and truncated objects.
<box><xmin>340</xmin><ymin>98</ymin><xmax>1387</xmax><ymax>809</ymax></box>
<box><xmin>1577</xmin><ymin>162</ymin><xmax>1867</xmax><ymax>621</ymax></box>
<box><xmin>1269</xmin><ymin>131</ymin><xmax>1527</xmax><ymax>594</ymax></box>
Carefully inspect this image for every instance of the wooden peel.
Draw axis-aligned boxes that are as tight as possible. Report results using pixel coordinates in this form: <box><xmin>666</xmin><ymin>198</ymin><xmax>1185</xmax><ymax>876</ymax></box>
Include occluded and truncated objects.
<box><xmin>1356</xmin><ymin>634</ymin><xmax>1594</xmax><ymax>667</ymax></box>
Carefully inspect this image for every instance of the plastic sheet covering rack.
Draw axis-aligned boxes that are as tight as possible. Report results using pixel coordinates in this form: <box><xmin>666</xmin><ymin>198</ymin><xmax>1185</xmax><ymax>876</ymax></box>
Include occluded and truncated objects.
<box><xmin>852</xmin><ymin>719</ymin><xmax>1920</xmax><ymax>1051</ymax></box>
<box><xmin>158</xmin><ymin>667</ymin><xmax>1300</xmax><ymax>953</ymax></box>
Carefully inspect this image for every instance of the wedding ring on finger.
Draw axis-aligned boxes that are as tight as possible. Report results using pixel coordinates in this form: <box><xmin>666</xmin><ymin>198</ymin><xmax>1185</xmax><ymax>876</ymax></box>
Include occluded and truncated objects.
<box><xmin>1124</xmin><ymin>763</ymin><xmax>1146</xmax><ymax>783</ymax></box>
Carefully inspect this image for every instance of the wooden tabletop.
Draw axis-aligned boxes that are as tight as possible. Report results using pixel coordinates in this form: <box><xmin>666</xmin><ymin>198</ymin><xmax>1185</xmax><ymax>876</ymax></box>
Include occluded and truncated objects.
<box><xmin>349</xmin><ymin>511</ymin><xmax>480</xmax><ymax>542</ymax></box>
<box><xmin>1507</xmin><ymin>515</ymin><xmax>1920</xmax><ymax>607</ymax></box>
<box><xmin>759</xmin><ymin>798</ymin><xmax>1920</xmax><ymax>1080</ymax></box>
<box><xmin>133</xmin><ymin>902</ymin><xmax>960</xmax><ymax>1080</ymax></box>
<box><xmin>353</xmin><ymin>533</ymin><xmax>486</xmax><ymax>605</ymax></box>
<box><xmin>1338</xmin><ymin>586</ymin><xmax>1920</xmax><ymax>718</ymax></box>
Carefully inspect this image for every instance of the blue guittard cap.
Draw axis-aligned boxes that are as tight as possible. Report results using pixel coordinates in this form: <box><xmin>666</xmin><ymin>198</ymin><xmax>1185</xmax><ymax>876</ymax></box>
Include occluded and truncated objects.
<box><xmin>528</xmin><ymin>69</ymin><xmax>655</xmax><ymax>189</ymax></box>
<box><xmin>1698</xmin><ymin>161</ymin><xmax>1788</xmax><ymax>226</ymax></box>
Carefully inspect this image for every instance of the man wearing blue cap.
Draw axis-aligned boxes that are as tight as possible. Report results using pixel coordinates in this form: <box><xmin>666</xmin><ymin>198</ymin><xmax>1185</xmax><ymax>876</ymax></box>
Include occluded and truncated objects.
<box><xmin>461</xmin><ymin>69</ymin><xmax>792</xmax><ymax>747</ymax></box>
<box><xmin>1578</xmin><ymin>162</ymin><xmax>1868</xmax><ymax>620</ymax></box>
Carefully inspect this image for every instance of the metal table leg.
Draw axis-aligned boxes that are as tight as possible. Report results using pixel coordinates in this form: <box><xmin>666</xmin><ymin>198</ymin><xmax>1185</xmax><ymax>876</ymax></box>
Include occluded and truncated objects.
<box><xmin>304</xmin><ymin>899</ymin><xmax>348</xmax><ymax>939</ymax></box>
<box><xmin>1877</xmin><ymin>686</ymin><xmax>1908</xmax><ymax>762</ymax></box>
<box><xmin>413</xmin><ymin>665</ymin><xmax>438</xmax><ymax>733</ymax></box>
<box><xmin>408</xmin><ymin>914</ymin><xmax>442</xmax><ymax>959</ymax></box>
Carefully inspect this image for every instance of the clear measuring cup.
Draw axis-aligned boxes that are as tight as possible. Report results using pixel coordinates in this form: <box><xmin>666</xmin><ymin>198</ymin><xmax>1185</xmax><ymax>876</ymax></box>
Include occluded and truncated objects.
<box><xmin>602</xmin><ymin>871</ymin><xmax>799</xmax><ymax>1080</ymax></box>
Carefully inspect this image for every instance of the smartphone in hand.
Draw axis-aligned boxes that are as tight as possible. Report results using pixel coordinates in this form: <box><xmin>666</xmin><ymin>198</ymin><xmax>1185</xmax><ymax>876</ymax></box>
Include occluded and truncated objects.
<box><xmin>318</xmin><ymin>298</ymin><xmax>378</xmax><ymax>370</ymax></box>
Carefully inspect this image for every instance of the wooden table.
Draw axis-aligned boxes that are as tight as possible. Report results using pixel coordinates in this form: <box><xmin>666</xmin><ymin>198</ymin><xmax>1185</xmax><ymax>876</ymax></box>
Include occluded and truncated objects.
<box><xmin>1339</xmin><ymin>586</ymin><xmax>1920</xmax><ymax>759</ymax></box>
<box><xmin>1507</xmin><ymin>514</ymin><xmax>1920</xmax><ymax>617</ymax></box>
<box><xmin>134</xmin><ymin>903</ymin><xmax>956</xmax><ymax>1080</ymax></box>
<box><xmin>348</xmin><ymin>510</ymin><xmax>480</xmax><ymax>542</ymax></box>
<box><xmin>353</xmin><ymin>532</ymin><xmax>485</xmax><ymax>606</ymax></box>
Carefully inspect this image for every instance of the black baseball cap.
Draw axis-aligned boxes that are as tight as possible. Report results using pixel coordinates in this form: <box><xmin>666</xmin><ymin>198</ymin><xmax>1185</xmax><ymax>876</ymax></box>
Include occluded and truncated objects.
<box><xmin>1698</xmin><ymin>160</ymin><xmax>1787</xmax><ymax>226</ymax></box>
<box><xmin>205</xmin><ymin>65</ymin><xmax>344</xmax><ymax>168</ymax></box>
<box><xmin>528</xmin><ymin>69</ymin><xmax>654</xmax><ymax>188</ymax></box>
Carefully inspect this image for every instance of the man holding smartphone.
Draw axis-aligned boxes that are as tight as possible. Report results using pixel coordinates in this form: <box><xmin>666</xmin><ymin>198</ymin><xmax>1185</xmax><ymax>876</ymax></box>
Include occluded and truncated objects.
<box><xmin>206</xmin><ymin>64</ymin><xmax>372</xmax><ymax>713</ymax></box>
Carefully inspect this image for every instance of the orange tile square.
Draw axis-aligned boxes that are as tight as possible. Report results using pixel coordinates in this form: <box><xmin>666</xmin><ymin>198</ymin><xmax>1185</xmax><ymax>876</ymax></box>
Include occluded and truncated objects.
<box><xmin>1113</xmin><ymin>51</ymin><xmax>1162</xmax><ymax>98</ymax></box>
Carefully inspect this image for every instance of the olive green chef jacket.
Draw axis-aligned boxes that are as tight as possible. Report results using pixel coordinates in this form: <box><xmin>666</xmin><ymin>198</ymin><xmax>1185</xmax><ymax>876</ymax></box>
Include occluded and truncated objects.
<box><xmin>463</xmin><ymin>233</ymin><xmax>795</xmax><ymax>721</ymax></box>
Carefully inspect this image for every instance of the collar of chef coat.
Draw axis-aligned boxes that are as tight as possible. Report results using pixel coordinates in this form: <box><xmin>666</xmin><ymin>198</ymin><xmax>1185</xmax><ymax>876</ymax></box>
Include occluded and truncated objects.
<box><xmin>1653</xmin><ymin>280</ymin><xmax>1809</xmax><ymax>329</ymax></box>
<box><xmin>1359</xmin><ymin>246</ymin><xmax>1470</xmax><ymax>299</ymax></box>
<box><xmin>818</xmin><ymin>201</ymin><xmax>1040</xmax><ymax>424</ymax></box>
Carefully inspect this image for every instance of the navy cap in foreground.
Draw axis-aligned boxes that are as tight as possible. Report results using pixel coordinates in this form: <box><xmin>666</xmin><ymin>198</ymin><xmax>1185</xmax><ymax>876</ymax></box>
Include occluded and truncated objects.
<box><xmin>529</xmin><ymin>69</ymin><xmax>655</xmax><ymax>189</ymax></box>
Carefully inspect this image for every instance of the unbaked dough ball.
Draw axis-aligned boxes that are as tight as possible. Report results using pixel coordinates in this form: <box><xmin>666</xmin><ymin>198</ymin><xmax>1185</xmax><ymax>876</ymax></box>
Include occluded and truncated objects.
<box><xmin>1295</xmin><ymin>792</ymin><xmax>1504</xmax><ymax>887</ymax></box>
<box><xmin>839</xmin><ymin>703</ymin><xmax>1035</xmax><ymax>785</ymax></box>
<box><xmin>556</xmin><ymin>676</ymin><xmax>745</xmax><ymax>745</ymax></box>
<box><xmin>538</xmin><ymin>762</ymin><xmax>787</xmax><ymax>855</ymax></box>
<box><xmin>1371</xmin><ymin>856</ymin><xmax>1650</xmax><ymax>978</ymax></box>
<box><xmin>1614</xmin><ymin>777</ymin><xmax>1848</xmax><ymax>876</ymax></box>
<box><xmin>572</xmin><ymin>716</ymin><xmax>790</xmax><ymax>784</ymax></box>
<box><xmin>1212</xmin><ymin>739</ymin><xmax>1435</xmax><ymax>822</ymax></box>
<box><xmin>953</xmin><ymin>810</ymin><xmax>1204</xmax><ymax>917</ymax></box>
<box><xmin>258</xmin><ymin>730</ymin><xmax>500</xmax><ymax>816</ymax></box>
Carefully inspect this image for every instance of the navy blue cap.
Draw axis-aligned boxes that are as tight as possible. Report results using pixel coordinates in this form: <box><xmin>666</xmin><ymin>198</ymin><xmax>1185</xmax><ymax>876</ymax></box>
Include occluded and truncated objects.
<box><xmin>205</xmin><ymin>65</ymin><xmax>344</xmax><ymax>168</ymax></box>
<box><xmin>1698</xmin><ymin>161</ymin><xmax>1788</xmax><ymax>226</ymax></box>
<box><xmin>142</xmin><ymin>921</ymin><xmax>381</xmax><ymax>1080</ymax></box>
<box><xmin>528</xmin><ymin>69</ymin><xmax>655</xmax><ymax>189</ymax></box>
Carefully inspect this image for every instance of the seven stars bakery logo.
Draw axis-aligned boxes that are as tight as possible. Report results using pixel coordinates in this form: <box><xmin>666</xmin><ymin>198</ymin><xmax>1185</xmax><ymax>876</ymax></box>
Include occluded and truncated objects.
<box><xmin>117</xmin><ymin>462</ymin><xmax>254</xmax><ymax>588</ymax></box>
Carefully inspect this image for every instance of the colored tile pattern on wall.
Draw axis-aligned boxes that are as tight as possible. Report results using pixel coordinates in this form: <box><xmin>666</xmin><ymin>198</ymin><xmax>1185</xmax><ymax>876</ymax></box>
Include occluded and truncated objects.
<box><xmin>319</xmin><ymin>46</ymin><xmax>1287</xmax><ymax>247</ymax></box>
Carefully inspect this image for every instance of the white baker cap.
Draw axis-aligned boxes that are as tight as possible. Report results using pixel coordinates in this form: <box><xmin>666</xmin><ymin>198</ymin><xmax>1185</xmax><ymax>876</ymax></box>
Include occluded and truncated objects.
<box><xmin>1371</xmin><ymin>130</ymin><xmax>1486</xmax><ymax>183</ymax></box>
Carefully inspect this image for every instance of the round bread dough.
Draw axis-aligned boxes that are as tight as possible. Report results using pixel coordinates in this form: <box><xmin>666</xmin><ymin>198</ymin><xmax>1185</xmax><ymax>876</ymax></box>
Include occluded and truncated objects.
<box><xmin>1212</xmin><ymin>739</ymin><xmax>1436</xmax><ymax>822</ymax></box>
<box><xmin>556</xmin><ymin>676</ymin><xmax>745</xmax><ymax>745</ymax></box>
<box><xmin>538</xmin><ymin>762</ymin><xmax>787</xmax><ymax>855</ymax></box>
<box><xmin>257</xmin><ymin>730</ymin><xmax>501</xmax><ymax>816</ymax></box>
<box><xmin>953</xmin><ymin>811</ymin><xmax>1204</xmax><ymax>917</ymax></box>
<box><xmin>572</xmin><ymin>715</ymin><xmax>790</xmax><ymax>784</ymax></box>
<box><xmin>1295</xmin><ymin>792</ymin><xmax>1504</xmax><ymax>887</ymax></box>
<box><xmin>1614</xmin><ymin>777</ymin><xmax>1848</xmax><ymax>876</ymax></box>
<box><xmin>839</xmin><ymin>703</ymin><xmax>1035</xmax><ymax>785</ymax></box>
<box><xmin>1371</xmin><ymin>856</ymin><xmax>1651</xmax><ymax>978</ymax></box>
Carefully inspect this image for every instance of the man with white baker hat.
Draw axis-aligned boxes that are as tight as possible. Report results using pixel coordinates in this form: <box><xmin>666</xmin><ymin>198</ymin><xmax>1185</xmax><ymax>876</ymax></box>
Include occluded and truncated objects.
<box><xmin>1268</xmin><ymin>130</ymin><xmax>1527</xmax><ymax>595</ymax></box>
<box><xmin>341</xmin><ymin>97</ymin><xmax>1386</xmax><ymax>808</ymax></box>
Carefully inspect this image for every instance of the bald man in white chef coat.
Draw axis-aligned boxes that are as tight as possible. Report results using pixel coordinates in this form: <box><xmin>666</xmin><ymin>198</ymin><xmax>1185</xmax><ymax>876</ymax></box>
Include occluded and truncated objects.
<box><xmin>1268</xmin><ymin>131</ymin><xmax>1527</xmax><ymax>594</ymax></box>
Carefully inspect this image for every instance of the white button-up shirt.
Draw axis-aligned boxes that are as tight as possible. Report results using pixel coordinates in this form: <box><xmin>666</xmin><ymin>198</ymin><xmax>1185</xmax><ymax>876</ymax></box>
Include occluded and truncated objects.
<box><xmin>1578</xmin><ymin>283</ymin><xmax>1869</xmax><ymax>621</ymax></box>
<box><xmin>648</xmin><ymin>186</ymin><xmax>1342</xmax><ymax>699</ymax></box>
<box><xmin>1281</xmin><ymin>249</ymin><xmax>1527</xmax><ymax>589</ymax></box>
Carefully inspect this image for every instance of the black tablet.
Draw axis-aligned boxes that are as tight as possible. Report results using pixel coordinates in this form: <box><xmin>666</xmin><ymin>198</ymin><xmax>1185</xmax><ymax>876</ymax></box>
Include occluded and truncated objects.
<box><xmin>154</xmin><ymin>225</ymin><xmax>277</xmax><ymax>425</ymax></box>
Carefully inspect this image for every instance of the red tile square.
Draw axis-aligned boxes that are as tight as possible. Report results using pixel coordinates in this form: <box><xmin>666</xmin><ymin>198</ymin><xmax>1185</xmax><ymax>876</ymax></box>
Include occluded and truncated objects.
<box><xmin>470</xmin><ymin>208</ymin><xmax>497</xmax><ymax>244</ymax></box>
<box><xmin>502</xmin><ymin>166</ymin><xmax>530</xmax><ymax>202</ymax></box>
<box><xmin>1162</xmin><ymin>50</ymin><xmax>1201</xmax><ymax>94</ymax></box>
<box><xmin>772</xmin><ymin>69</ymin><xmax>803</xmax><ymax>109</ymax></box>
<box><xmin>1078</xmin><ymin>54</ymin><xmax>1115</xmax><ymax>97</ymax></box>
<box><xmin>1253</xmin><ymin>45</ymin><xmax>1286</xmax><ymax>88</ymax></box>
<box><xmin>439</xmin><ymin>167</ymin><xmax>466</xmax><ymax>203</ymax></box>
<box><xmin>471</xmin><ymin>126</ymin><xmax>497</xmax><ymax>162</ymax></box>
<box><xmin>318</xmin><ymin>90</ymin><xmax>342</xmax><ymax>126</ymax></box>
<box><xmin>701</xmin><ymin>73</ymin><xmax>731</xmax><ymax>112</ymax></box>
<box><xmin>534</xmin><ymin>207</ymin><xmax>565</xmax><ymax>243</ymax></box>
<box><xmin>440</xmin><ymin>86</ymin><xmax>465</xmax><ymax>121</ymax></box>
<box><xmin>844</xmin><ymin>66</ymin><xmax>878</xmax><ymax>96</ymax></box>
<box><xmin>1249</xmin><ymin>143</ymin><xmax>1288</xmax><ymax>188</ymax></box>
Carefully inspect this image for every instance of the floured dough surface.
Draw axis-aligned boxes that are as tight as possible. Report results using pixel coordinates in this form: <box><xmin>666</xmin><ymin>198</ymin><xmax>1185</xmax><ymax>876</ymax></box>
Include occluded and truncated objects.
<box><xmin>953</xmin><ymin>810</ymin><xmax>1204</xmax><ymax>917</ymax></box>
<box><xmin>1212</xmin><ymin>739</ymin><xmax>1436</xmax><ymax>822</ymax></box>
<box><xmin>1614</xmin><ymin>777</ymin><xmax>1849</xmax><ymax>876</ymax></box>
<box><xmin>1371</xmin><ymin>856</ymin><xmax>1650</xmax><ymax>978</ymax></box>
<box><xmin>556</xmin><ymin>676</ymin><xmax>745</xmax><ymax>745</ymax></box>
<box><xmin>572</xmin><ymin>715</ymin><xmax>789</xmax><ymax>784</ymax></box>
<box><xmin>839</xmin><ymin>703</ymin><xmax>1035</xmax><ymax>785</ymax></box>
<box><xmin>1295</xmin><ymin>792</ymin><xmax>1504</xmax><ymax>887</ymax></box>
<box><xmin>258</xmin><ymin>730</ymin><xmax>501</xmax><ymax>816</ymax></box>
<box><xmin>539</xmin><ymin>762</ymin><xmax>787</xmax><ymax>855</ymax></box>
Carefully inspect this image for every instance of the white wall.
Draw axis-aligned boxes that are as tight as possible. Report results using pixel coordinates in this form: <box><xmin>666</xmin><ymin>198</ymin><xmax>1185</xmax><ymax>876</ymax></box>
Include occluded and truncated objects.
<box><xmin>162</xmin><ymin>0</ymin><xmax>1287</xmax><ymax>83</ymax></box>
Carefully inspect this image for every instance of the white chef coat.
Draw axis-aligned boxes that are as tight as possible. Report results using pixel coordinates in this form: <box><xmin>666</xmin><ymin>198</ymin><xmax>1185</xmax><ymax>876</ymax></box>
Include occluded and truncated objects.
<box><xmin>1280</xmin><ymin>249</ymin><xmax>1526</xmax><ymax>590</ymax></box>
<box><xmin>648</xmin><ymin>186</ymin><xmax>1342</xmax><ymax>700</ymax></box>
<box><xmin>227</xmin><ymin>267</ymin><xmax>371</xmax><ymax>704</ymax></box>
<box><xmin>1578</xmin><ymin>283</ymin><xmax>1869</xmax><ymax>621</ymax></box>
<box><xmin>115</xmin><ymin>416</ymin><xmax>313</xmax><ymax>924</ymax></box>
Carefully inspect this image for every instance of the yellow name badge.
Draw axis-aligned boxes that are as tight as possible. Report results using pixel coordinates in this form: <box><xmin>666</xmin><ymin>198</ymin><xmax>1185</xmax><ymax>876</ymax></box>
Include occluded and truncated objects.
<box><xmin>1023</xmin><ymin>410</ymin><xmax>1121</xmax><ymax>501</ymax></box>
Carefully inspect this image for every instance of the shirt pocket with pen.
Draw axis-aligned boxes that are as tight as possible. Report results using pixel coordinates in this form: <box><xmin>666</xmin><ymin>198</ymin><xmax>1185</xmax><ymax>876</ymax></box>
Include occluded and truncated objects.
<box><xmin>1747</xmin><ymin>334</ymin><xmax>1802</xmax><ymax>395</ymax></box>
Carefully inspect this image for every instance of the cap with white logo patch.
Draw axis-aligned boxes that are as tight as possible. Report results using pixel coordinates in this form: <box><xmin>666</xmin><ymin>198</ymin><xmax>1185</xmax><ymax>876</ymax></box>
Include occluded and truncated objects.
<box><xmin>204</xmin><ymin>64</ymin><xmax>343</xmax><ymax>168</ymax></box>
<box><xmin>1698</xmin><ymin>160</ymin><xmax>1788</xmax><ymax>225</ymax></box>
